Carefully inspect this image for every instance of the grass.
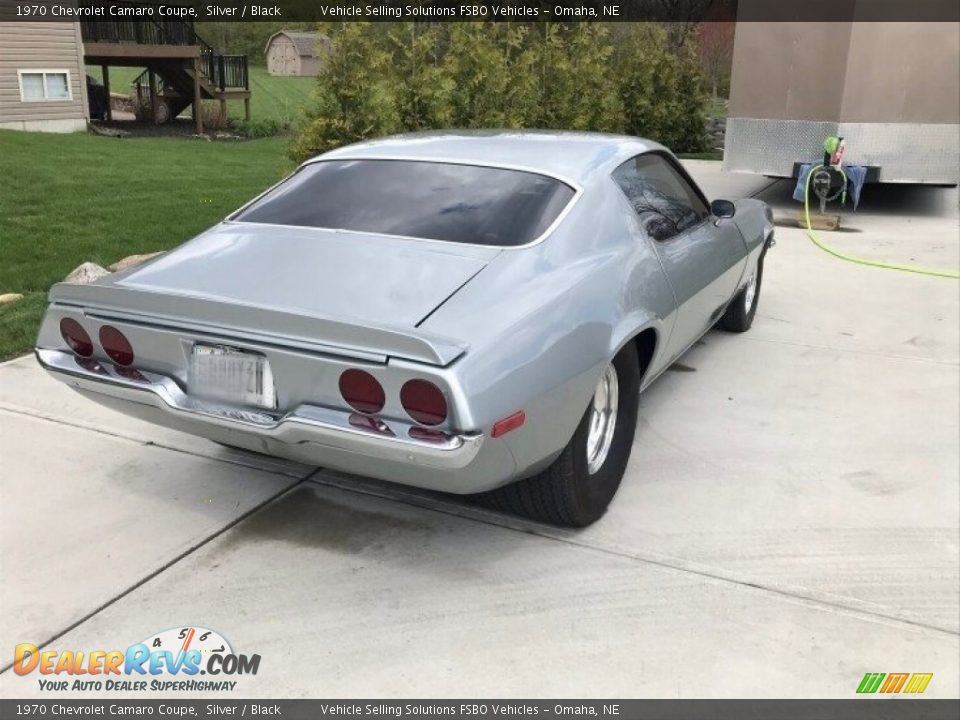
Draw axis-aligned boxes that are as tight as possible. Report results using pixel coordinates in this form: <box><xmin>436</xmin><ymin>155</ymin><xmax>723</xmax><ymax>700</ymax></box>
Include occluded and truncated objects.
<box><xmin>0</xmin><ymin>130</ymin><xmax>291</xmax><ymax>360</ymax></box>
<box><xmin>87</xmin><ymin>65</ymin><xmax>316</xmax><ymax>126</ymax></box>
<box><xmin>677</xmin><ymin>151</ymin><xmax>724</xmax><ymax>161</ymax></box>
<box><xmin>705</xmin><ymin>95</ymin><xmax>728</xmax><ymax>120</ymax></box>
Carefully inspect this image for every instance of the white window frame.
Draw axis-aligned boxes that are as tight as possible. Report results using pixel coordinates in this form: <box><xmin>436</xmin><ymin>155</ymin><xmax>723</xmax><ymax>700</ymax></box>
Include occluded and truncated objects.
<box><xmin>17</xmin><ymin>69</ymin><xmax>72</xmax><ymax>102</ymax></box>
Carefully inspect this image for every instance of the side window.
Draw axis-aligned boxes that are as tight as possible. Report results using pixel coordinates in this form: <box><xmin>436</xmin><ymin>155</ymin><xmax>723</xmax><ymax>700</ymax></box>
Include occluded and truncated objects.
<box><xmin>18</xmin><ymin>70</ymin><xmax>70</xmax><ymax>101</ymax></box>
<box><xmin>612</xmin><ymin>153</ymin><xmax>709</xmax><ymax>241</ymax></box>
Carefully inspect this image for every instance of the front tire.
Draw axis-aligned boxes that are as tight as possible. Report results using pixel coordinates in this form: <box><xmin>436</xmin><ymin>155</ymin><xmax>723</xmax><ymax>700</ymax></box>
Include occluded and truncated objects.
<box><xmin>480</xmin><ymin>343</ymin><xmax>641</xmax><ymax>527</ymax></box>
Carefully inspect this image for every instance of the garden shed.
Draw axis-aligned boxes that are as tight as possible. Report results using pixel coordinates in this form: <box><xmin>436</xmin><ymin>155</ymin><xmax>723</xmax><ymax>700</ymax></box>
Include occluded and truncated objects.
<box><xmin>264</xmin><ymin>31</ymin><xmax>327</xmax><ymax>76</ymax></box>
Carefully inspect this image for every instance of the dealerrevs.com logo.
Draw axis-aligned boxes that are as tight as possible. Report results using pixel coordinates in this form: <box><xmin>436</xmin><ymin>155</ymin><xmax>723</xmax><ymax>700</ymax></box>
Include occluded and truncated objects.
<box><xmin>13</xmin><ymin>626</ymin><xmax>260</xmax><ymax>692</ymax></box>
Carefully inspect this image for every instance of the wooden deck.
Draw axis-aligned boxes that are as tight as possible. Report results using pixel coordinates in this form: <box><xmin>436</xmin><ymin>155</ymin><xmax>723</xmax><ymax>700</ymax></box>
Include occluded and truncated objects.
<box><xmin>80</xmin><ymin>12</ymin><xmax>250</xmax><ymax>132</ymax></box>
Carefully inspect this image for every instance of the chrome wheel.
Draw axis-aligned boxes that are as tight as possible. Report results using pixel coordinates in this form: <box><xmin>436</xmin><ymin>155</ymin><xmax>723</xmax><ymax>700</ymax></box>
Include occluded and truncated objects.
<box><xmin>586</xmin><ymin>363</ymin><xmax>619</xmax><ymax>475</ymax></box>
<box><xmin>744</xmin><ymin>272</ymin><xmax>757</xmax><ymax>313</ymax></box>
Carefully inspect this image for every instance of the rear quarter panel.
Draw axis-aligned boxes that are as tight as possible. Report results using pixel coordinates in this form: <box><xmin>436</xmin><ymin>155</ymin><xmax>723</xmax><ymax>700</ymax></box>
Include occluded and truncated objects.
<box><xmin>420</xmin><ymin>181</ymin><xmax>677</xmax><ymax>478</ymax></box>
<box><xmin>733</xmin><ymin>198</ymin><xmax>773</xmax><ymax>255</ymax></box>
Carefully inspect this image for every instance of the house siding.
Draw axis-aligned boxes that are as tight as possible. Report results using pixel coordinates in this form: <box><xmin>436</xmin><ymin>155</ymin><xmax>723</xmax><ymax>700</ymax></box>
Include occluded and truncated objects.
<box><xmin>0</xmin><ymin>21</ymin><xmax>88</xmax><ymax>132</ymax></box>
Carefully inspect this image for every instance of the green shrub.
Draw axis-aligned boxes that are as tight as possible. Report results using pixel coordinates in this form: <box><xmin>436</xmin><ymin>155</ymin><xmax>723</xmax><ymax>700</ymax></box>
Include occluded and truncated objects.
<box><xmin>290</xmin><ymin>22</ymin><xmax>708</xmax><ymax>163</ymax></box>
<box><xmin>615</xmin><ymin>25</ymin><xmax>707</xmax><ymax>153</ymax></box>
<box><xmin>231</xmin><ymin>117</ymin><xmax>288</xmax><ymax>139</ymax></box>
<box><xmin>289</xmin><ymin>22</ymin><xmax>402</xmax><ymax>162</ymax></box>
<box><xmin>388</xmin><ymin>23</ymin><xmax>455</xmax><ymax>130</ymax></box>
<box><xmin>529</xmin><ymin>23</ymin><xmax>624</xmax><ymax>132</ymax></box>
<box><xmin>443</xmin><ymin>23</ymin><xmax>538</xmax><ymax>129</ymax></box>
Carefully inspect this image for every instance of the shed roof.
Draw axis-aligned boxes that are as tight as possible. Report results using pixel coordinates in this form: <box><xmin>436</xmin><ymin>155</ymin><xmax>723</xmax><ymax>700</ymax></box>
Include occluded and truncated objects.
<box><xmin>265</xmin><ymin>31</ymin><xmax>327</xmax><ymax>57</ymax></box>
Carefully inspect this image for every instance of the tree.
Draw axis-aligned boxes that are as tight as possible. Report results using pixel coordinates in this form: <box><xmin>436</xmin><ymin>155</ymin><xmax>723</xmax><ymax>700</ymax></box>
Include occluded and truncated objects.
<box><xmin>290</xmin><ymin>22</ymin><xmax>707</xmax><ymax>157</ymax></box>
<box><xmin>195</xmin><ymin>21</ymin><xmax>316</xmax><ymax>62</ymax></box>
<box><xmin>531</xmin><ymin>23</ymin><xmax>624</xmax><ymax>132</ymax></box>
<box><xmin>289</xmin><ymin>23</ymin><xmax>401</xmax><ymax>162</ymax></box>
<box><xmin>443</xmin><ymin>23</ymin><xmax>537</xmax><ymax>129</ymax></box>
<box><xmin>615</xmin><ymin>24</ymin><xmax>707</xmax><ymax>152</ymax></box>
<box><xmin>388</xmin><ymin>23</ymin><xmax>455</xmax><ymax>130</ymax></box>
<box><xmin>696</xmin><ymin>21</ymin><xmax>735</xmax><ymax>100</ymax></box>
<box><xmin>653</xmin><ymin>0</ymin><xmax>718</xmax><ymax>47</ymax></box>
<box><xmin>662</xmin><ymin>33</ymin><xmax>708</xmax><ymax>151</ymax></box>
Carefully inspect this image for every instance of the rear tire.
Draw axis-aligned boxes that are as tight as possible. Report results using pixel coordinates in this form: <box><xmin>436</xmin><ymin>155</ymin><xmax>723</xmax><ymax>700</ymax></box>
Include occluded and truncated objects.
<box><xmin>720</xmin><ymin>250</ymin><xmax>765</xmax><ymax>333</ymax></box>
<box><xmin>479</xmin><ymin>343</ymin><xmax>641</xmax><ymax>527</ymax></box>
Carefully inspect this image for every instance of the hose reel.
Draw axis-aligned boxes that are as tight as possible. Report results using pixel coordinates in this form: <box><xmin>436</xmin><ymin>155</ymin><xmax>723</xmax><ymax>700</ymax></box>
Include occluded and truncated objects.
<box><xmin>811</xmin><ymin>136</ymin><xmax>848</xmax><ymax>214</ymax></box>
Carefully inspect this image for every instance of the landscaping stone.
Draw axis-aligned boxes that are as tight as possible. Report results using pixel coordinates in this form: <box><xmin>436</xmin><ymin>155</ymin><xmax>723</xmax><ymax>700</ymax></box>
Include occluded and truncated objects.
<box><xmin>108</xmin><ymin>252</ymin><xmax>164</xmax><ymax>273</ymax></box>
<box><xmin>64</xmin><ymin>263</ymin><xmax>111</xmax><ymax>284</ymax></box>
<box><xmin>0</xmin><ymin>293</ymin><xmax>24</xmax><ymax>305</ymax></box>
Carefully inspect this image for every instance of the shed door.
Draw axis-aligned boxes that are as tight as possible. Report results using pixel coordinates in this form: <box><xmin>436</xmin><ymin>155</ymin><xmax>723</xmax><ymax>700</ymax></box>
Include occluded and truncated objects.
<box><xmin>285</xmin><ymin>43</ymin><xmax>296</xmax><ymax>75</ymax></box>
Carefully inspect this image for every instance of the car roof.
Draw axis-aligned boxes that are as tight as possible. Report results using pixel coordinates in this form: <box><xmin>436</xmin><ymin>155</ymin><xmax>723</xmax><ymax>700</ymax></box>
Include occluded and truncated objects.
<box><xmin>309</xmin><ymin>130</ymin><xmax>667</xmax><ymax>186</ymax></box>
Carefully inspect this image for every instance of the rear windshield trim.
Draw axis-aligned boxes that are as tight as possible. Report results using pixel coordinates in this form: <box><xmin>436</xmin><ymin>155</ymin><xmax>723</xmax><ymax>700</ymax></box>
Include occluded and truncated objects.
<box><xmin>228</xmin><ymin>156</ymin><xmax>583</xmax><ymax>250</ymax></box>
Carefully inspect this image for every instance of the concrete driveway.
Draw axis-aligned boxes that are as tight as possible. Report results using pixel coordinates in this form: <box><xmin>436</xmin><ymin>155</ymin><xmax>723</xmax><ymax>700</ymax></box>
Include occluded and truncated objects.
<box><xmin>1</xmin><ymin>163</ymin><xmax>957</xmax><ymax>699</ymax></box>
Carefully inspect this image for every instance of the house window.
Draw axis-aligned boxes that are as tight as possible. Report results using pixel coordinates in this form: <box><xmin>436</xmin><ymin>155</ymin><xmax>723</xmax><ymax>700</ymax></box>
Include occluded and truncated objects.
<box><xmin>18</xmin><ymin>70</ymin><xmax>71</xmax><ymax>101</ymax></box>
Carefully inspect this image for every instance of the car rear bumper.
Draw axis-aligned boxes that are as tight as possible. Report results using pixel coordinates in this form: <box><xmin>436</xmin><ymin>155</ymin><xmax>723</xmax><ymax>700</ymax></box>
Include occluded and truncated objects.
<box><xmin>35</xmin><ymin>349</ymin><xmax>516</xmax><ymax>492</ymax></box>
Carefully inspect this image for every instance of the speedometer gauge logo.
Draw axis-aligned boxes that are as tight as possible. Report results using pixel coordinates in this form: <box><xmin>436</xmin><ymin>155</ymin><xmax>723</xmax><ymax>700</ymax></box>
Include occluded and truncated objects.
<box><xmin>143</xmin><ymin>626</ymin><xmax>233</xmax><ymax>670</ymax></box>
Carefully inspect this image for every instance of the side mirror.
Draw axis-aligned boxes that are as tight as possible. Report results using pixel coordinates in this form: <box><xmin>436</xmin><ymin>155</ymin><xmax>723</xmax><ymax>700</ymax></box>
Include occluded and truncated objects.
<box><xmin>645</xmin><ymin>215</ymin><xmax>677</xmax><ymax>242</ymax></box>
<box><xmin>710</xmin><ymin>199</ymin><xmax>736</xmax><ymax>219</ymax></box>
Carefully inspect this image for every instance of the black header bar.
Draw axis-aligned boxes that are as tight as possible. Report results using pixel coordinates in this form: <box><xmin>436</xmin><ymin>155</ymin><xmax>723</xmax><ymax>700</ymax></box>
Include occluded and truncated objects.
<box><xmin>2</xmin><ymin>0</ymin><xmax>959</xmax><ymax>22</ymax></box>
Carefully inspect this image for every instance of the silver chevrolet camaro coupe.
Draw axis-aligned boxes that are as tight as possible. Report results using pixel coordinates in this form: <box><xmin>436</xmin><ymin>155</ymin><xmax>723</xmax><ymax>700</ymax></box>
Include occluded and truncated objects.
<box><xmin>36</xmin><ymin>131</ymin><xmax>774</xmax><ymax>526</ymax></box>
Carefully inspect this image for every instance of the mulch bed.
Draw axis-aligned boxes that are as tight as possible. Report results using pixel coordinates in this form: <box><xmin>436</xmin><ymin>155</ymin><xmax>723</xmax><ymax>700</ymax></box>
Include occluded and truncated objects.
<box><xmin>91</xmin><ymin>118</ymin><xmax>239</xmax><ymax>140</ymax></box>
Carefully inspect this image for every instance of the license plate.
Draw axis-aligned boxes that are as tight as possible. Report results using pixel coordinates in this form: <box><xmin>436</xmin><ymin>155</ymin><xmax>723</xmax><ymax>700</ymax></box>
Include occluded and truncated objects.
<box><xmin>188</xmin><ymin>345</ymin><xmax>276</xmax><ymax>410</ymax></box>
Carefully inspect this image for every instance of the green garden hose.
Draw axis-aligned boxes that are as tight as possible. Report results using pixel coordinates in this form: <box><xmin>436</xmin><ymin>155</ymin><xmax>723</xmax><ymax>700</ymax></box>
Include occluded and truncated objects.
<box><xmin>803</xmin><ymin>165</ymin><xmax>960</xmax><ymax>280</ymax></box>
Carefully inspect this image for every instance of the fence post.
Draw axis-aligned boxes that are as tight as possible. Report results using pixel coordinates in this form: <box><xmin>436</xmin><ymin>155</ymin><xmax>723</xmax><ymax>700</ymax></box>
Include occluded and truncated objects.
<box><xmin>193</xmin><ymin>58</ymin><xmax>203</xmax><ymax>134</ymax></box>
<box><xmin>218</xmin><ymin>55</ymin><xmax>226</xmax><ymax>91</ymax></box>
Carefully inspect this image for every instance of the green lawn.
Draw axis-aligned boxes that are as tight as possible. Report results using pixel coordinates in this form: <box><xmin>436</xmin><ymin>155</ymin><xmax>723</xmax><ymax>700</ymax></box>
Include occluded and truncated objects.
<box><xmin>706</xmin><ymin>95</ymin><xmax>728</xmax><ymax>120</ymax></box>
<box><xmin>87</xmin><ymin>65</ymin><xmax>316</xmax><ymax>125</ymax></box>
<box><xmin>0</xmin><ymin>130</ymin><xmax>291</xmax><ymax>360</ymax></box>
<box><xmin>677</xmin><ymin>151</ymin><xmax>724</xmax><ymax>161</ymax></box>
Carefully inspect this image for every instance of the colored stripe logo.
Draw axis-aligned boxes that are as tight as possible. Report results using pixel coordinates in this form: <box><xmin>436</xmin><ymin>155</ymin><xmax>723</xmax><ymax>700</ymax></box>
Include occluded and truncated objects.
<box><xmin>857</xmin><ymin>673</ymin><xmax>933</xmax><ymax>694</ymax></box>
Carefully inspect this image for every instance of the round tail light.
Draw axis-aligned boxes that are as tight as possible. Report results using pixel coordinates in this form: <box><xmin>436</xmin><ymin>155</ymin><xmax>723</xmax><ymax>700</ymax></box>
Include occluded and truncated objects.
<box><xmin>339</xmin><ymin>369</ymin><xmax>385</xmax><ymax>414</ymax></box>
<box><xmin>400</xmin><ymin>379</ymin><xmax>447</xmax><ymax>426</ymax></box>
<box><xmin>60</xmin><ymin>318</ymin><xmax>93</xmax><ymax>357</ymax></box>
<box><xmin>99</xmin><ymin>326</ymin><xmax>134</xmax><ymax>366</ymax></box>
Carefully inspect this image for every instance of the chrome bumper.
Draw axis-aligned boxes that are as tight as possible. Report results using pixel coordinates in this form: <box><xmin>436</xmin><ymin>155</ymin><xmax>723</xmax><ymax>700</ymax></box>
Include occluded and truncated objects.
<box><xmin>35</xmin><ymin>349</ymin><xmax>484</xmax><ymax>471</ymax></box>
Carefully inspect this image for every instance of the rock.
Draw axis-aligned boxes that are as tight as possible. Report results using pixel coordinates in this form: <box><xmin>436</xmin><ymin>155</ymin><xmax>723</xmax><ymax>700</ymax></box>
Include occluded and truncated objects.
<box><xmin>0</xmin><ymin>292</ymin><xmax>24</xmax><ymax>305</ymax></box>
<box><xmin>65</xmin><ymin>262</ymin><xmax>111</xmax><ymax>284</ymax></box>
<box><xmin>108</xmin><ymin>251</ymin><xmax>164</xmax><ymax>273</ymax></box>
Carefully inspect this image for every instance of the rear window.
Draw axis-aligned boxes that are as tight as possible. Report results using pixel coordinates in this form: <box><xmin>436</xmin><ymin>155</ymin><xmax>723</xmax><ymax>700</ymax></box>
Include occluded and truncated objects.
<box><xmin>233</xmin><ymin>159</ymin><xmax>576</xmax><ymax>247</ymax></box>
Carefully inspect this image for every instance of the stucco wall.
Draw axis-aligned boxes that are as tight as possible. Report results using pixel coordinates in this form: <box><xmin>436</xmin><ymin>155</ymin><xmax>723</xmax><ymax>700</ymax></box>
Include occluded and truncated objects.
<box><xmin>728</xmin><ymin>22</ymin><xmax>853</xmax><ymax>121</ymax></box>
<box><xmin>729</xmin><ymin>19</ymin><xmax>960</xmax><ymax>125</ymax></box>
<box><xmin>841</xmin><ymin>22</ymin><xmax>960</xmax><ymax>123</ymax></box>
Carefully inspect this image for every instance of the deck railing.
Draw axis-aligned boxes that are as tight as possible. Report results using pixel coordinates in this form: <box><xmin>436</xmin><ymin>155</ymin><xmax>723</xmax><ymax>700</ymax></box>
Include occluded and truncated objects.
<box><xmin>79</xmin><ymin>1</ymin><xmax>200</xmax><ymax>46</ymax></box>
<box><xmin>134</xmin><ymin>52</ymin><xmax>248</xmax><ymax>93</ymax></box>
<box><xmin>81</xmin><ymin>0</ymin><xmax>249</xmax><ymax>92</ymax></box>
<box><xmin>79</xmin><ymin>18</ymin><xmax>199</xmax><ymax>45</ymax></box>
<box><xmin>205</xmin><ymin>54</ymin><xmax>249</xmax><ymax>91</ymax></box>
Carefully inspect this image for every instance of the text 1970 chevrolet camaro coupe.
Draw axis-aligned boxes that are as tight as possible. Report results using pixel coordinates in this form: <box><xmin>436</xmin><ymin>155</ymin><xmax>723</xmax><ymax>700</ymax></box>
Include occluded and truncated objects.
<box><xmin>36</xmin><ymin>131</ymin><xmax>773</xmax><ymax>526</ymax></box>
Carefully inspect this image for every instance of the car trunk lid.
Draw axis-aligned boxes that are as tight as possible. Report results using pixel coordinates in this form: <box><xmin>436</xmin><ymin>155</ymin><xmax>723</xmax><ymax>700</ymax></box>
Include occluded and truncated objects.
<box><xmin>116</xmin><ymin>222</ymin><xmax>498</xmax><ymax>329</ymax></box>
